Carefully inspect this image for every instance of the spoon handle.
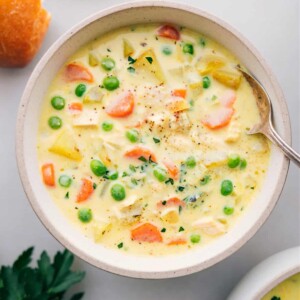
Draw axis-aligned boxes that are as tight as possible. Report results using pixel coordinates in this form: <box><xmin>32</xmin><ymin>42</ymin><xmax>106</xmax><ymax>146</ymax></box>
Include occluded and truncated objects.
<box><xmin>265</xmin><ymin>124</ymin><xmax>300</xmax><ymax>167</ymax></box>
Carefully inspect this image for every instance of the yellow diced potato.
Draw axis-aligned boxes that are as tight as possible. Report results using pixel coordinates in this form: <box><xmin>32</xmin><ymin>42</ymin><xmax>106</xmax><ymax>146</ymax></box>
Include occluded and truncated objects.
<box><xmin>88</xmin><ymin>52</ymin><xmax>99</xmax><ymax>67</ymax></box>
<box><xmin>166</xmin><ymin>97</ymin><xmax>190</xmax><ymax>113</ymax></box>
<box><xmin>161</xmin><ymin>208</ymin><xmax>179</xmax><ymax>224</ymax></box>
<box><xmin>188</xmin><ymin>81</ymin><xmax>203</xmax><ymax>98</ymax></box>
<box><xmin>212</xmin><ymin>69</ymin><xmax>242</xmax><ymax>89</ymax></box>
<box><xmin>83</xmin><ymin>86</ymin><xmax>103</xmax><ymax>103</ymax></box>
<box><xmin>49</xmin><ymin>129</ymin><xmax>82</xmax><ymax>161</ymax></box>
<box><xmin>196</xmin><ymin>54</ymin><xmax>226</xmax><ymax>75</ymax></box>
<box><xmin>123</xmin><ymin>39</ymin><xmax>134</xmax><ymax>57</ymax></box>
<box><xmin>135</xmin><ymin>48</ymin><xmax>165</xmax><ymax>83</ymax></box>
<box><xmin>93</xmin><ymin>222</ymin><xmax>112</xmax><ymax>242</ymax></box>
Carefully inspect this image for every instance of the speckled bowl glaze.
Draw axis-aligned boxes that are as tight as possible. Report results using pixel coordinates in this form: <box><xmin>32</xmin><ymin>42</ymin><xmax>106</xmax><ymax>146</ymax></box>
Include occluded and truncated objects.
<box><xmin>16</xmin><ymin>1</ymin><xmax>291</xmax><ymax>278</ymax></box>
<box><xmin>228</xmin><ymin>247</ymin><xmax>300</xmax><ymax>299</ymax></box>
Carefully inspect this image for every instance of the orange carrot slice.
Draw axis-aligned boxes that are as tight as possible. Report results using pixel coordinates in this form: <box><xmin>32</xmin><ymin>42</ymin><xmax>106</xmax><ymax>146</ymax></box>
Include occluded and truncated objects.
<box><xmin>131</xmin><ymin>223</ymin><xmax>163</xmax><ymax>243</ymax></box>
<box><xmin>158</xmin><ymin>25</ymin><xmax>180</xmax><ymax>40</ymax></box>
<box><xmin>202</xmin><ymin>107</ymin><xmax>234</xmax><ymax>129</ymax></box>
<box><xmin>157</xmin><ymin>197</ymin><xmax>186</xmax><ymax>209</ymax></box>
<box><xmin>65</xmin><ymin>63</ymin><xmax>94</xmax><ymax>82</ymax></box>
<box><xmin>76</xmin><ymin>178</ymin><xmax>94</xmax><ymax>203</ymax></box>
<box><xmin>219</xmin><ymin>90</ymin><xmax>236</xmax><ymax>108</ymax></box>
<box><xmin>163</xmin><ymin>160</ymin><xmax>179</xmax><ymax>180</ymax></box>
<box><xmin>167</xmin><ymin>238</ymin><xmax>187</xmax><ymax>246</ymax></box>
<box><xmin>68</xmin><ymin>102</ymin><xmax>83</xmax><ymax>111</ymax></box>
<box><xmin>124</xmin><ymin>146</ymin><xmax>157</xmax><ymax>163</ymax></box>
<box><xmin>172</xmin><ymin>89</ymin><xmax>187</xmax><ymax>98</ymax></box>
<box><xmin>106</xmin><ymin>91</ymin><xmax>135</xmax><ymax>117</ymax></box>
<box><xmin>41</xmin><ymin>163</ymin><xmax>55</xmax><ymax>186</ymax></box>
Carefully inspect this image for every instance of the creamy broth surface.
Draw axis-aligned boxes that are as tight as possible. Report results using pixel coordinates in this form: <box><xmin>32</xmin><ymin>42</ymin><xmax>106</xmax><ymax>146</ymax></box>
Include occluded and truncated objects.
<box><xmin>37</xmin><ymin>24</ymin><xmax>270</xmax><ymax>255</ymax></box>
<box><xmin>262</xmin><ymin>273</ymin><xmax>300</xmax><ymax>300</ymax></box>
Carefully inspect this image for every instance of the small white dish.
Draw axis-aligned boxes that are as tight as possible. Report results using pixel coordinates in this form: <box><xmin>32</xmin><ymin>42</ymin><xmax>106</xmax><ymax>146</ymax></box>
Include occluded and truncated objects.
<box><xmin>16</xmin><ymin>1</ymin><xmax>291</xmax><ymax>278</ymax></box>
<box><xmin>228</xmin><ymin>247</ymin><xmax>300</xmax><ymax>300</ymax></box>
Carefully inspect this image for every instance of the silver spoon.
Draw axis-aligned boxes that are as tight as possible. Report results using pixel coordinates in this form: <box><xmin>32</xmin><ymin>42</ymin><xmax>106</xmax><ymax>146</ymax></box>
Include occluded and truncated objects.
<box><xmin>236</xmin><ymin>66</ymin><xmax>300</xmax><ymax>167</ymax></box>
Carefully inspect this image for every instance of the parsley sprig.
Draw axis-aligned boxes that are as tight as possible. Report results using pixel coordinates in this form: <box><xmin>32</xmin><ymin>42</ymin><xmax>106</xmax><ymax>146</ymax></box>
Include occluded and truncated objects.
<box><xmin>0</xmin><ymin>247</ymin><xmax>85</xmax><ymax>300</ymax></box>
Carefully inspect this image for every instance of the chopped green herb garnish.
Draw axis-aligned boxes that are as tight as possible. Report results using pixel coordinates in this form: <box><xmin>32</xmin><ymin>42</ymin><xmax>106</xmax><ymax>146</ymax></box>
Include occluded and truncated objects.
<box><xmin>138</xmin><ymin>156</ymin><xmax>147</xmax><ymax>162</ymax></box>
<box><xmin>146</xmin><ymin>56</ymin><xmax>153</xmax><ymax>64</ymax></box>
<box><xmin>199</xmin><ymin>37</ymin><xmax>206</xmax><ymax>47</ymax></box>
<box><xmin>211</xmin><ymin>95</ymin><xmax>217</xmax><ymax>101</ymax></box>
<box><xmin>128</xmin><ymin>56</ymin><xmax>136</xmax><ymax>64</ymax></box>
<box><xmin>65</xmin><ymin>191</ymin><xmax>69</xmax><ymax>199</ymax></box>
<box><xmin>127</xmin><ymin>66</ymin><xmax>135</xmax><ymax>73</ymax></box>
<box><xmin>189</xmin><ymin>99</ymin><xmax>194</xmax><ymax>106</ymax></box>
<box><xmin>161</xmin><ymin>228</ymin><xmax>166</xmax><ymax>233</ymax></box>
<box><xmin>93</xmin><ymin>183</ymin><xmax>97</xmax><ymax>190</ymax></box>
<box><xmin>117</xmin><ymin>242</ymin><xmax>123</xmax><ymax>249</ymax></box>
<box><xmin>179</xmin><ymin>226</ymin><xmax>185</xmax><ymax>232</ymax></box>
<box><xmin>153</xmin><ymin>137</ymin><xmax>160</xmax><ymax>144</ymax></box>
<box><xmin>122</xmin><ymin>171</ymin><xmax>129</xmax><ymax>177</ymax></box>
<box><xmin>165</xmin><ymin>178</ymin><xmax>174</xmax><ymax>185</ymax></box>
<box><xmin>177</xmin><ymin>186</ymin><xmax>185</xmax><ymax>192</ymax></box>
<box><xmin>179</xmin><ymin>205</ymin><xmax>182</xmax><ymax>213</ymax></box>
<box><xmin>271</xmin><ymin>297</ymin><xmax>281</xmax><ymax>300</ymax></box>
<box><xmin>131</xmin><ymin>178</ymin><xmax>138</xmax><ymax>185</ymax></box>
<box><xmin>162</xmin><ymin>201</ymin><xmax>167</xmax><ymax>206</ymax></box>
<box><xmin>129</xmin><ymin>165</ymin><xmax>136</xmax><ymax>172</ymax></box>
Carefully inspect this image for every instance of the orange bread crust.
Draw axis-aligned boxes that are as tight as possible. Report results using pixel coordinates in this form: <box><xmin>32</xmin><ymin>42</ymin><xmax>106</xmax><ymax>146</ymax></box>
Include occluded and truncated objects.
<box><xmin>0</xmin><ymin>0</ymin><xmax>51</xmax><ymax>67</ymax></box>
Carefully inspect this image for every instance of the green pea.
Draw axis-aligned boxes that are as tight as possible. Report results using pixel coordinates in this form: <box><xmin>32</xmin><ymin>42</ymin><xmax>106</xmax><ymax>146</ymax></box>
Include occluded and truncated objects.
<box><xmin>103</xmin><ymin>76</ymin><xmax>120</xmax><ymax>91</ymax></box>
<box><xmin>162</xmin><ymin>46</ymin><xmax>172</xmax><ymax>55</ymax></box>
<box><xmin>183</xmin><ymin>43</ymin><xmax>194</xmax><ymax>55</ymax></box>
<box><xmin>111</xmin><ymin>184</ymin><xmax>126</xmax><ymax>201</ymax></box>
<box><xmin>228</xmin><ymin>154</ymin><xmax>241</xmax><ymax>168</ymax></box>
<box><xmin>48</xmin><ymin>116</ymin><xmax>62</xmax><ymax>130</ymax></box>
<box><xmin>240</xmin><ymin>158</ymin><xmax>247</xmax><ymax>169</ymax></box>
<box><xmin>153</xmin><ymin>166</ymin><xmax>167</xmax><ymax>182</ymax></box>
<box><xmin>90</xmin><ymin>159</ymin><xmax>107</xmax><ymax>176</ymax></box>
<box><xmin>58</xmin><ymin>175</ymin><xmax>72</xmax><ymax>188</ymax></box>
<box><xmin>108</xmin><ymin>170</ymin><xmax>118</xmax><ymax>180</ymax></box>
<box><xmin>186</xmin><ymin>156</ymin><xmax>196</xmax><ymax>168</ymax></box>
<box><xmin>202</xmin><ymin>76</ymin><xmax>211</xmax><ymax>89</ymax></box>
<box><xmin>221</xmin><ymin>180</ymin><xmax>233</xmax><ymax>196</ymax></box>
<box><xmin>223</xmin><ymin>206</ymin><xmax>234</xmax><ymax>215</ymax></box>
<box><xmin>101</xmin><ymin>57</ymin><xmax>115</xmax><ymax>71</ymax></box>
<box><xmin>102</xmin><ymin>121</ymin><xmax>113</xmax><ymax>132</ymax></box>
<box><xmin>126</xmin><ymin>129</ymin><xmax>139</xmax><ymax>143</ymax></box>
<box><xmin>190</xmin><ymin>234</ymin><xmax>201</xmax><ymax>244</ymax></box>
<box><xmin>51</xmin><ymin>96</ymin><xmax>65</xmax><ymax>110</ymax></box>
<box><xmin>78</xmin><ymin>208</ymin><xmax>93</xmax><ymax>223</ymax></box>
<box><xmin>75</xmin><ymin>84</ymin><xmax>86</xmax><ymax>97</ymax></box>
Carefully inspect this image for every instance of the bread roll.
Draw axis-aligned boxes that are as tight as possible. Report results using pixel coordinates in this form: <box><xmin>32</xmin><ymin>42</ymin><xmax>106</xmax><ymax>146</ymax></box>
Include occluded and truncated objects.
<box><xmin>0</xmin><ymin>0</ymin><xmax>51</xmax><ymax>67</ymax></box>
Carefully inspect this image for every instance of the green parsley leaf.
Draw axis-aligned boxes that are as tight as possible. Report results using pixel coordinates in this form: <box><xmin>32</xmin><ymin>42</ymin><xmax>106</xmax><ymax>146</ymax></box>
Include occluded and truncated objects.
<box><xmin>162</xmin><ymin>200</ymin><xmax>167</xmax><ymax>205</ymax></box>
<box><xmin>146</xmin><ymin>57</ymin><xmax>153</xmax><ymax>64</ymax></box>
<box><xmin>199</xmin><ymin>37</ymin><xmax>206</xmax><ymax>47</ymax></box>
<box><xmin>179</xmin><ymin>226</ymin><xmax>185</xmax><ymax>232</ymax></box>
<box><xmin>65</xmin><ymin>191</ymin><xmax>70</xmax><ymax>199</ymax></box>
<box><xmin>179</xmin><ymin>205</ymin><xmax>182</xmax><ymax>213</ymax></box>
<box><xmin>211</xmin><ymin>95</ymin><xmax>217</xmax><ymax>101</ymax></box>
<box><xmin>129</xmin><ymin>165</ymin><xmax>136</xmax><ymax>172</ymax></box>
<box><xmin>161</xmin><ymin>228</ymin><xmax>166</xmax><ymax>233</ymax></box>
<box><xmin>70</xmin><ymin>292</ymin><xmax>85</xmax><ymax>300</ymax></box>
<box><xmin>12</xmin><ymin>247</ymin><xmax>34</xmax><ymax>272</ymax></box>
<box><xmin>153</xmin><ymin>137</ymin><xmax>160</xmax><ymax>143</ymax></box>
<box><xmin>122</xmin><ymin>171</ymin><xmax>129</xmax><ymax>177</ymax></box>
<box><xmin>117</xmin><ymin>243</ymin><xmax>123</xmax><ymax>249</ymax></box>
<box><xmin>128</xmin><ymin>56</ymin><xmax>136</xmax><ymax>64</ymax></box>
<box><xmin>138</xmin><ymin>156</ymin><xmax>147</xmax><ymax>162</ymax></box>
<box><xmin>93</xmin><ymin>183</ymin><xmax>97</xmax><ymax>190</ymax></box>
<box><xmin>177</xmin><ymin>186</ymin><xmax>185</xmax><ymax>192</ymax></box>
<box><xmin>165</xmin><ymin>178</ymin><xmax>174</xmax><ymax>185</ymax></box>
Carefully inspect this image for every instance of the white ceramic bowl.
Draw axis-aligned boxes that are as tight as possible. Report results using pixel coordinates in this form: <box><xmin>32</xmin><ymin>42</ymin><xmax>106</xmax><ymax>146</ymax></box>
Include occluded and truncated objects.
<box><xmin>228</xmin><ymin>247</ymin><xmax>300</xmax><ymax>299</ymax></box>
<box><xmin>16</xmin><ymin>1</ymin><xmax>291</xmax><ymax>278</ymax></box>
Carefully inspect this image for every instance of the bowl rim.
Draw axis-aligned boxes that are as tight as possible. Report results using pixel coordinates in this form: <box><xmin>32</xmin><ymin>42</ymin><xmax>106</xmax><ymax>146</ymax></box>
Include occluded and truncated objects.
<box><xmin>16</xmin><ymin>0</ymin><xmax>291</xmax><ymax>278</ymax></box>
<box><xmin>227</xmin><ymin>247</ymin><xmax>300</xmax><ymax>299</ymax></box>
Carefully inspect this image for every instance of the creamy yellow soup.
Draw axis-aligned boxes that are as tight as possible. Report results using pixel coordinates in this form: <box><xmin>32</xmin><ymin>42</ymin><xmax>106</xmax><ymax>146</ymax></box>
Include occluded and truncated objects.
<box><xmin>37</xmin><ymin>24</ymin><xmax>270</xmax><ymax>255</ymax></box>
<box><xmin>262</xmin><ymin>273</ymin><xmax>300</xmax><ymax>300</ymax></box>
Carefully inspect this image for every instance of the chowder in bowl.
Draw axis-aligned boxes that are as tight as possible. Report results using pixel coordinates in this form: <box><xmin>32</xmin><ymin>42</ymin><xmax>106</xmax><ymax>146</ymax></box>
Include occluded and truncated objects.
<box><xmin>17</xmin><ymin>1</ymin><xmax>290</xmax><ymax>278</ymax></box>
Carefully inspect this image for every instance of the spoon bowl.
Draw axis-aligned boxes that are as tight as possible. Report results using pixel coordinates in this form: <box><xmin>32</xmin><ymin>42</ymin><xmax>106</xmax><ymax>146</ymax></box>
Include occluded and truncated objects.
<box><xmin>237</xmin><ymin>67</ymin><xmax>300</xmax><ymax>167</ymax></box>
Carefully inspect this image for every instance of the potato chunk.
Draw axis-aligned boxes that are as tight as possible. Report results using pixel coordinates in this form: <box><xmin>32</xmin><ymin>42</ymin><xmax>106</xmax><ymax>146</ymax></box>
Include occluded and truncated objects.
<box><xmin>49</xmin><ymin>129</ymin><xmax>82</xmax><ymax>161</ymax></box>
<box><xmin>212</xmin><ymin>69</ymin><xmax>242</xmax><ymax>89</ymax></box>
<box><xmin>135</xmin><ymin>49</ymin><xmax>165</xmax><ymax>83</ymax></box>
